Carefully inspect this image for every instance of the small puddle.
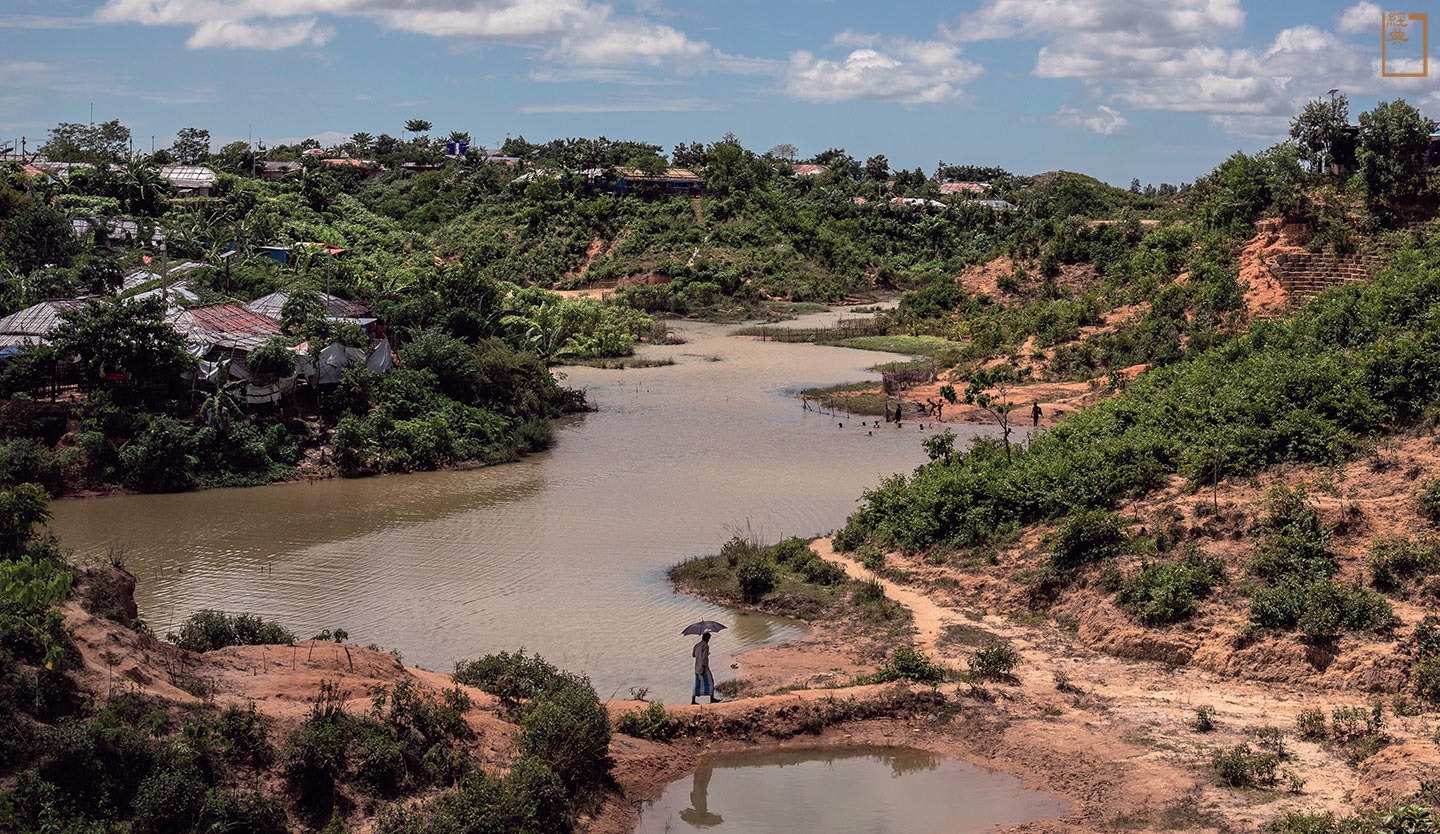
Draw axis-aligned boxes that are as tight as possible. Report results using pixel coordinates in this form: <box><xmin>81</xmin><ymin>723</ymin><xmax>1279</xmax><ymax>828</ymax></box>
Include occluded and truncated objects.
<box><xmin>635</xmin><ymin>746</ymin><xmax>1070</xmax><ymax>834</ymax></box>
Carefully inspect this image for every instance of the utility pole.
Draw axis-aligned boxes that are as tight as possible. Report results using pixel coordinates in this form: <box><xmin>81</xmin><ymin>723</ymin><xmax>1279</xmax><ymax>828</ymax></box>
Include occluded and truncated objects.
<box><xmin>160</xmin><ymin>241</ymin><xmax>168</xmax><ymax>303</ymax></box>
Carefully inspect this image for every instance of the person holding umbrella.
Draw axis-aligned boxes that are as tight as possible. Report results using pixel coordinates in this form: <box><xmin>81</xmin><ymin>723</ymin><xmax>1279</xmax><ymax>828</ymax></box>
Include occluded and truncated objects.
<box><xmin>683</xmin><ymin>620</ymin><xmax>726</xmax><ymax>705</ymax></box>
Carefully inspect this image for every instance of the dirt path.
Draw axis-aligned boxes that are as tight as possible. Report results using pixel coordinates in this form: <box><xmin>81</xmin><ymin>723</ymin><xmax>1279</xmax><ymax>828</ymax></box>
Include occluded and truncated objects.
<box><xmin>808</xmin><ymin>537</ymin><xmax>950</xmax><ymax>655</ymax></box>
<box><xmin>804</xmin><ymin>538</ymin><xmax>1430</xmax><ymax>826</ymax></box>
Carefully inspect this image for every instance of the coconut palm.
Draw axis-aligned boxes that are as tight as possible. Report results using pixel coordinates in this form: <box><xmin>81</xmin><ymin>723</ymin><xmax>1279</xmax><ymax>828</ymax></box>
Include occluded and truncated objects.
<box><xmin>117</xmin><ymin>155</ymin><xmax>169</xmax><ymax>215</ymax></box>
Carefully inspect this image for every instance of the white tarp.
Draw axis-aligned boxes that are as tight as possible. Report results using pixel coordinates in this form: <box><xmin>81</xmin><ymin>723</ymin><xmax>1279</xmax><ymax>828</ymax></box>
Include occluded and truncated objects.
<box><xmin>366</xmin><ymin>339</ymin><xmax>394</xmax><ymax>373</ymax></box>
<box><xmin>245</xmin><ymin>375</ymin><xmax>298</xmax><ymax>405</ymax></box>
<box><xmin>313</xmin><ymin>342</ymin><xmax>368</xmax><ymax>385</ymax></box>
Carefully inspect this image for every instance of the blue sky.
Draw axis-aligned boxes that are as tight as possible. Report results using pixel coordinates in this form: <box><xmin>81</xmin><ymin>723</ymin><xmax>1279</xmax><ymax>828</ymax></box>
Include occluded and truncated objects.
<box><xmin>2</xmin><ymin>0</ymin><xmax>1437</xmax><ymax>185</ymax></box>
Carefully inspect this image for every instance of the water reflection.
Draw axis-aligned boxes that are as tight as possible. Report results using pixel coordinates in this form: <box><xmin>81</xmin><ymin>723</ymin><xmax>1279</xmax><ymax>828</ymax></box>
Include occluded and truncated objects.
<box><xmin>679</xmin><ymin>767</ymin><xmax>723</xmax><ymax>828</ymax></box>
<box><xmin>638</xmin><ymin>747</ymin><xmax>1068</xmax><ymax>834</ymax></box>
<box><xmin>51</xmin><ymin>310</ymin><xmax>996</xmax><ymax>703</ymax></box>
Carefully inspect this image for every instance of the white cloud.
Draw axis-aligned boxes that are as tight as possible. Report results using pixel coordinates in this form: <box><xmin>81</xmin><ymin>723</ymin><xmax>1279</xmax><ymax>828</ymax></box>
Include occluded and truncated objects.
<box><xmin>1051</xmin><ymin>104</ymin><xmax>1130</xmax><ymax>135</ymax></box>
<box><xmin>92</xmin><ymin>0</ymin><xmax>763</xmax><ymax>81</ymax></box>
<box><xmin>782</xmin><ymin>33</ymin><xmax>982</xmax><ymax>105</ymax></box>
<box><xmin>185</xmin><ymin>18</ymin><xmax>333</xmax><ymax>49</ymax></box>
<box><xmin>946</xmin><ymin>0</ymin><xmax>1244</xmax><ymax>44</ymax></box>
<box><xmin>945</xmin><ymin>0</ymin><xmax>1426</xmax><ymax>138</ymax></box>
<box><xmin>1335</xmin><ymin>2</ymin><xmax>1381</xmax><ymax>35</ymax></box>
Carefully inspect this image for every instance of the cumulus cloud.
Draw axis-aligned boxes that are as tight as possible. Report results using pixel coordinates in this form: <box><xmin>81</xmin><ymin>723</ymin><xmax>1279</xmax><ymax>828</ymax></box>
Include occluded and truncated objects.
<box><xmin>945</xmin><ymin>0</ymin><xmax>1244</xmax><ymax>44</ymax></box>
<box><xmin>92</xmin><ymin>0</ymin><xmax>761</xmax><ymax>80</ymax></box>
<box><xmin>185</xmin><ymin>17</ymin><xmax>333</xmax><ymax>49</ymax></box>
<box><xmin>782</xmin><ymin>33</ymin><xmax>982</xmax><ymax>105</ymax></box>
<box><xmin>943</xmin><ymin>0</ymin><xmax>1421</xmax><ymax>138</ymax></box>
<box><xmin>1335</xmin><ymin>1</ymin><xmax>1381</xmax><ymax>35</ymax></box>
<box><xmin>1051</xmin><ymin>104</ymin><xmax>1130</xmax><ymax>135</ymax></box>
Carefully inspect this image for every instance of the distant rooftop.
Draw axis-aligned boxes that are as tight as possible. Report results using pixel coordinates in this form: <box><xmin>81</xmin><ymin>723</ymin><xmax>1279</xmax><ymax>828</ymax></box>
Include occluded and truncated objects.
<box><xmin>159</xmin><ymin>165</ymin><xmax>218</xmax><ymax>190</ymax></box>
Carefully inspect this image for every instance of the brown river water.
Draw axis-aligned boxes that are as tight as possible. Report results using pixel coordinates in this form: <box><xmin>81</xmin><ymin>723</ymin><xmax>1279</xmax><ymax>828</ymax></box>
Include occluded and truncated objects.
<box><xmin>50</xmin><ymin>310</ymin><xmax>993</xmax><ymax>703</ymax></box>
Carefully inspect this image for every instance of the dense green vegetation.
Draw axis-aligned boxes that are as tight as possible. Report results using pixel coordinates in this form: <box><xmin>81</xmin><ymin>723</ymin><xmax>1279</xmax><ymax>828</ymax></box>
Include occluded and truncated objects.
<box><xmin>668</xmin><ymin>535</ymin><xmax>907</xmax><ymax>625</ymax></box>
<box><xmin>0</xmin><ymin>479</ymin><xmax>615</xmax><ymax>834</ymax></box>
<box><xmin>839</xmin><ymin>226</ymin><xmax>1440</xmax><ymax>544</ymax></box>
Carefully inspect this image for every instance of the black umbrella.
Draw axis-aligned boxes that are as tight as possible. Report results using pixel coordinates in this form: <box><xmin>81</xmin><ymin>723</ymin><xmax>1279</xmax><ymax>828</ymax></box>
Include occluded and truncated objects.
<box><xmin>681</xmin><ymin>620</ymin><xmax>727</xmax><ymax>636</ymax></box>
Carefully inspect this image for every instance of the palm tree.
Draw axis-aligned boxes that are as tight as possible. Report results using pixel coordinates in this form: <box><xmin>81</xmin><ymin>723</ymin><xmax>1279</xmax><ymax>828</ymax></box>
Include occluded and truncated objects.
<box><xmin>198</xmin><ymin>361</ymin><xmax>245</xmax><ymax>431</ymax></box>
<box><xmin>404</xmin><ymin>119</ymin><xmax>432</xmax><ymax>136</ymax></box>
<box><xmin>349</xmin><ymin>131</ymin><xmax>374</xmax><ymax>154</ymax></box>
<box><xmin>447</xmin><ymin>131</ymin><xmax>471</xmax><ymax>144</ymax></box>
<box><xmin>117</xmin><ymin>156</ymin><xmax>168</xmax><ymax>215</ymax></box>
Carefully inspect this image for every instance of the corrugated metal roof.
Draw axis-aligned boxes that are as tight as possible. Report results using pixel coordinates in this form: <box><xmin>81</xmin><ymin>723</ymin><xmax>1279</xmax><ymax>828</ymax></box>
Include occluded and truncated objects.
<box><xmin>615</xmin><ymin>167</ymin><xmax>702</xmax><ymax>181</ymax></box>
<box><xmin>939</xmin><ymin>181</ymin><xmax>988</xmax><ymax>195</ymax></box>
<box><xmin>169</xmin><ymin>305</ymin><xmax>280</xmax><ymax>351</ymax></box>
<box><xmin>792</xmin><ymin>164</ymin><xmax>828</xmax><ymax>176</ymax></box>
<box><xmin>0</xmin><ymin>299</ymin><xmax>87</xmax><ymax>338</ymax></box>
<box><xmin>159</xmin><ymin>165</ymin><xmax>218</xmax><ymax>189</ymax></box>
<box><xmin>246</xmin><ymin>291</ymin><xmax>368</xmax><ymax>320</ymax></box>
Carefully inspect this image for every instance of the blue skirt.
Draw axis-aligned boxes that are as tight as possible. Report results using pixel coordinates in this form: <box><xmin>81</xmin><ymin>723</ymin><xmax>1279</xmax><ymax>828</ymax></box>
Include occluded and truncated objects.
<box><xmin>694</xmin><ymin>670</ymin><xmax>714</xmax><ymax>696</ymax></box>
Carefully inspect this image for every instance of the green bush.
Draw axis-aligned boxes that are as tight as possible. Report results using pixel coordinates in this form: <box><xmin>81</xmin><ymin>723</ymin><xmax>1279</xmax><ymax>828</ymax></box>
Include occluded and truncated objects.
<box><xmin>736</xmin><ymin>557</ymin><xmax>777</xmax><ymax>602</ymax></box>
<box><xmin>1296</xmin><ymin>708</ymin><xmax>1327</xmax><ymax>739</ymax></box>
<box><xmin>615</xmin><ymin>701</ymin><xmax>680</xmax><ymax>742</ymax></box>
<box><xmin>1213</xmin><ymin>743</ymin><xmax>1279</xmax><ymax>788</ymax></box>
<box><xmin>792</xmin><ymin>552</ymin><xmax>848</xmax><ymax>586</ymax></box>
<box><xmin>246</xmin><ymin>338</ymin><xmax>298</xmax><ymax>379</ymax></box>
<box><xmin>1414</xmin><ymin>657</ymin><xmax>1440</xmax><ymax>704</ymax></box>
<box><xmin>1249</xmin><ymin>579</ymin><xmax>1393</xmax><ymax>640</ymax></box>
<box><xmin>1049</xmin><ymin>509</ymin><xmax>1131</xmax><ymax>571</ymax></box>
<box><xmin>374</xmin><ymin>757</ymin><xmax>571</xmax><ymax>834</ymax></box>
<box><xmin>1115</xmin><ymin>549</ymin><xmax>1226</xmax><ymax>625</ymax></box>
<box><xmin>861</xmin><ymin>647</ymin><xmax>947</xmax><ymax>685</ymax></box>
<box><xmin>452</xmin><ymin>650</ymin><xmax>584</xmax><ymax>713</ymax></box>
<box><xmin>968</xmin><ymin>640</ymin><xmax>1021</xmax><ymax>681</ymax></box>
<box><xmin>1418</xmin><ymin>478</ymin><xmax>1440</xmax><ymax>525</ymax></box>
<box><xmin>769</xmin><ymin>537</ymin><xmax>811</xmax><ymax>564</ymax></box>
<box><xmin>1193</xmin><ymin>705</ymin><xmax>1217</xmax><ymax>732</ymax></box>
<box><xmin>119</xmin><ymin>414</ymin><xmax>199</xmax><ymax>493</ymax></box>
<box><xmin>1249</xmin><ymin>485</ymin><xmax>1336</xmax><ymax>582</ymax></box>
<box><xmin>216</xmin><ymin>704</ymin><xmax>272</xmax><ymax>766</ymax></box>
<box><xmin>1367</xmin><ymin>535</ymin><xmax>1440</xmax><ymax>592</ymax></box>
<box><xmin>167</xmin><ymin>610</ymin><xmax>295</xmax><ymax>653</ymax></box>
<box><xmin>516</xmin><ymin>683</ymin><xmax>612</xmax><ymax>793</ymax></box>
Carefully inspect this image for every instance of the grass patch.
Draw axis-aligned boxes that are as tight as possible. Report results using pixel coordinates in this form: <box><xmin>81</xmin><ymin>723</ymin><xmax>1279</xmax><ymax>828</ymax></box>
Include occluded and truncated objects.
<box><xmin>669</xmin><ymin>537</ymin><xmax>910</xmax><ymax>629</ymax></box>
<box><xmin>937</xmin><ymin>623</ymin><xmax>993</xmax><ymax>649</ymax></box>
<box><xmin>565</xmin><ymin>357</ymin><xmax>675</xmax><ymax>369</ymax></box>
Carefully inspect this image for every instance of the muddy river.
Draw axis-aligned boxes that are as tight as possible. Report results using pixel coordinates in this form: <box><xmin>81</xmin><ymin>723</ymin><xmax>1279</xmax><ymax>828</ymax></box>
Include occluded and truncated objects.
<box><xmin>635</xmin><ymin>747</ymin><xmax>1070</xmax><ymax>833</ymax></box>
<box><xmin>50</xmin><ymin>309</ymin><xmax>991</xmax><ymax>702</ymax></box>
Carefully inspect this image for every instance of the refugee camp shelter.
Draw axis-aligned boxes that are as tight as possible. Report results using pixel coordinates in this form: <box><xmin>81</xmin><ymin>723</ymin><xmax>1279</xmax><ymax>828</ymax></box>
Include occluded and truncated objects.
<box><xmin>246</xmin><ymin>290</ymin><xmax>368</xmax><ymax>320</ymax></box>
<box><xmin>159</xmin><ymin>165</ymin><xmax>219</xmax><ymax>197</ymax></box>
<box><xmin>0</xmin><ymin>299</ymin><xmax>86</xmax><ymax>354</ymax></box>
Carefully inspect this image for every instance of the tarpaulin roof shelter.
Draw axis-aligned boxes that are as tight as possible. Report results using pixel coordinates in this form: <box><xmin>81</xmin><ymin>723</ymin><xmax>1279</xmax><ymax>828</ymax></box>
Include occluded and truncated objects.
<box><xmin>169</xmin><ymin>304</ymin><xmax>280</xmax><ymax>352</ymax></box>
<box><xmin>939</xmin><ymin>181</ymin><xmax>989</xmax><ymax>195</ymax></box>
<box><xmin>0</xmin><ymin>299</ymin><xmax>86</xmax><ymax>349</ymax></box>
<box><xmin>246</xmin><ymin>291</ymin><xmax>367</xmax><ymax>320</ymax></box>
<box><xmin>159</xmin><ymin>165</ymin><xmax>219</xmax><ymax>193</ymax></box>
